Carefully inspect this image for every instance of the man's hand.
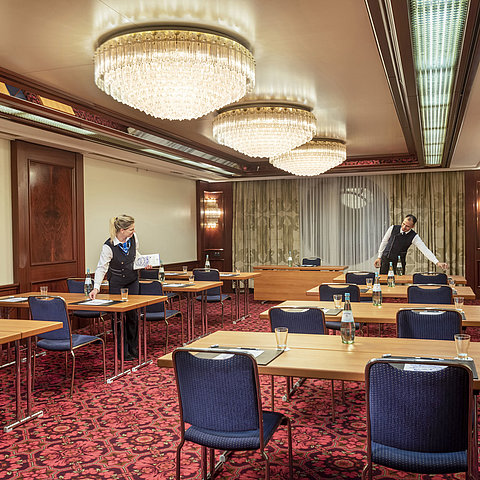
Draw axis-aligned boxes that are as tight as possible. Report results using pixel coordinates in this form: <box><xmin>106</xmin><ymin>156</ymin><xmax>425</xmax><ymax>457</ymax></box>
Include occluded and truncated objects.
<box><xmin>374</xmin><ymin>258</ymin><xmax>381</xmax><ymax>268</ymax></box>
<box><xmin>89</xmin><ymin>288</ymin><xmax>98</xmax><ymax>300</ymax></box>
<box><xmin>437</xmin><ymin>262</ymin><xmax>448</xmax><ymax>271</ymax></box>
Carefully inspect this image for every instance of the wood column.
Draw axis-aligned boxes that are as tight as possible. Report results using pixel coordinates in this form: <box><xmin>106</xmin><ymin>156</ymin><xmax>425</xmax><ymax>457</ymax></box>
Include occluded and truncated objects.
<box><xmin>465</xmin><ymin>171</ymin><xmax>480</xmax><ymax>297</ymax></box>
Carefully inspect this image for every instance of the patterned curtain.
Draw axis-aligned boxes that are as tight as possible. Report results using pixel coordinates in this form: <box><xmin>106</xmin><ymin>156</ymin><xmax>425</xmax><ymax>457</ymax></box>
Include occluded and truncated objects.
<box><xmin>232</xmin><ymin>180</ymin><xmax>300</xmax><ymax>272</ymax></box>
<box><xmin>389</xmin><ymin>171</ymin><xmax>464</xmax><ymax>275</ymax></box>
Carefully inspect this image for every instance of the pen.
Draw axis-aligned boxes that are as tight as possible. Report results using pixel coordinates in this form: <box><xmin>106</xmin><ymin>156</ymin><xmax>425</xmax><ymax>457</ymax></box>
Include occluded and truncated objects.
<box><xmin>414</xmin><ymin>356</ymin><xmax>444</xmax><ymax>361</ymax></box>
<box><xmin>236</xmin><ymin>347</ymin><xmax>259</xmax><ymax>350</ymax></box>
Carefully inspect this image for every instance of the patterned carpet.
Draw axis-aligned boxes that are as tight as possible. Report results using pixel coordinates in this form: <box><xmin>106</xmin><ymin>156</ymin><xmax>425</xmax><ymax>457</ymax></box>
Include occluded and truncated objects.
<box><xmin>0</xmin><ymin>295</ymin><xmax>478</xmax><ymax>479</ymax></box>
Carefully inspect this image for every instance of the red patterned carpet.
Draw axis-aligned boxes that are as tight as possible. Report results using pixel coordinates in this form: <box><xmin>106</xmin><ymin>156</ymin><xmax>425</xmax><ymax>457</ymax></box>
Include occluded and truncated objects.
<box><xmin>0</xmin><ymin>295</ymin><xmax>478</xmax><ymax>479</ymax></box>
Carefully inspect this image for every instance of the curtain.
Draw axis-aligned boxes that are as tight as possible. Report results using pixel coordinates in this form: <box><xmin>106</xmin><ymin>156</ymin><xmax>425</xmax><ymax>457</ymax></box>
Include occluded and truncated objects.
<box><xmin>299</xmin><ymin>175</ymin><xmax>391</xmax><ymax>271</ymax></box>
<box><xmin>232</xmin><ymin>180</ymin><xmax>300</xmax><ymax>272</ymax></box>
<box><xmin>389</xmin><ymin>171</ymin><xmax>464</xmax><ymax>275</ymax></box>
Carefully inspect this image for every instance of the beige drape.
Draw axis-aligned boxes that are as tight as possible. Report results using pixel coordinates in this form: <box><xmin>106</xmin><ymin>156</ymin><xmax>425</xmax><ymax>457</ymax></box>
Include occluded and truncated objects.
<box><xmin>232</xmin><ymin>180</ymin><xmax>300</xmax><ymax>272</ymax></box>
<box><xmin>389</xmin><ymin>171</ymin><xmax>464</xmax><ymax>275</ymax></box>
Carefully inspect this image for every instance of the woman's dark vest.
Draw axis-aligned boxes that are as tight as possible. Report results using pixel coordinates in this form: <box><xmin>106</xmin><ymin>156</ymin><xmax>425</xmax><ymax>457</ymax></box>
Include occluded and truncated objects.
<box><xmin>383</xmin><ymin>225</ymin><xmax>417</xmax><ymax>260</ymax></box>
<box><xmin>105</xmin><ymin>235</ymin><xmax>137</xmax><ymax>287</ymax></box>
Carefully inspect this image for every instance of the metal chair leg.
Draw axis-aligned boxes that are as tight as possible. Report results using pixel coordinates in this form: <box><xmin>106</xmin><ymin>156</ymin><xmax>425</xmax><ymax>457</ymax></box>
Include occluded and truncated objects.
<box><xmin>201</xmin><ymin>445</ymin><xmax>207</xmax><ymax>480</ymax></box>
<box><xmin>262</xmin><ymin>451</ymin><xmax>271</xmax><ymax>480</ymax></box>
<box><xmin>175</xmin><ymin>439</ymin><xmax>185</xmax><ymax>480</ymax></box>
<box><xmin>69</xmin><ymin>350</ymin><xmax>76</xmax><ymax>396</ymax></box>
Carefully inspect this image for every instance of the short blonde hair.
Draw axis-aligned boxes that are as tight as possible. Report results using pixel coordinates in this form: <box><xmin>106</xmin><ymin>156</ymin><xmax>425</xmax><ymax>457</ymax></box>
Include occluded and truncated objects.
<box><xmin>109</xmin><ymin>214</ymin><xmax>135</xmax><ymax>242</ymax></box>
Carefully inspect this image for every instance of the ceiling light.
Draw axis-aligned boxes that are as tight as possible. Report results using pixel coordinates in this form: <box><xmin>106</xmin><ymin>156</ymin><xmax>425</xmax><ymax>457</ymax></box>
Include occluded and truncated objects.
<box><xmin>212</xmin><ymin>103</ymin><xmax>316</xmax><ymax>158</ymax></box>
<box><xmin>269</xmin><ymin>138</ymin><xmax>346</xmax><ymax>176</ymax></box>
<box><xmin>410</xmin><ymin>0</ymin><xmax>469</xmax><ymax>165</ymax></box>
<box><xmin>94</xmin><ymin>27</ymin><xmax>255</xmax><ymax>121</ymax></box>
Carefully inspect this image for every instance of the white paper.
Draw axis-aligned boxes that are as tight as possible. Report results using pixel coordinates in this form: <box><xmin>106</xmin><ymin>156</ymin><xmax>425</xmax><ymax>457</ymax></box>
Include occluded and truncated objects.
<box><xmin>404</xmin><ymin>364</ymin><xmax>447</xmax><ymax>372</ymax></box>
<box><xmin>78</xmin><ymin>299</ymin><xmax>114</xmax><ymax>306</ymax></box>
<box><xmin>134</xmin><ymin>254</ymin><xmax>160</xmax><ymax>270</ymax></box>
<box><xmin>0</xmin><ymin>297</ymin><xmax>28</xmax><ymax>303</ymax></box>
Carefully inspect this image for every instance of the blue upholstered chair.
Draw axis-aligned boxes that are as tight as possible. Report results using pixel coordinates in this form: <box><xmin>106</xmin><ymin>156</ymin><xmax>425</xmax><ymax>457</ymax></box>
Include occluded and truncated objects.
<box><xmin>139</xmin><ymin>269</ymin><xmax>180</xmax><ymax>307</ymax></box>
<box><xmin>412</xmin><ymin>272</ymin><xmax>448</xmax><ymax>284</ymax></box>
<box><xmin>345</xmin><ymin>271</ymin><xmax>376</xmax><ymax>285</ymax></box>
<box><xmin>269</xmin><ymin>306</ymin><xmax>336</xmax><ymax>419</ymax></box>
<box><xmin>407</xmin><ymin>285</ymin><xmax>453</xmax><ymax>304</ymax></box>
<box><xmin>67</xmin><ymin>278</ymin><xmax>106</xmax><ymax>336</ymax></box>
<box><xmin>139</xmin><ymin>281</ymin><xmax>183</xmax><ymax>351</ymax></box>
<box><xmin>302</xmin><ymin>257</ymin><xmax>321</xmax><ymax>266</ymax></box>
<box><xmin>28</xmin><ymin>295</ymin><xmax>106</xmax><ymax>395</ymax></box>
<box><xmin>396</xmin><ymin>308</ymin><xmax>462</xmax><ymax>340</ymax></box>
<box><xmin>363</xmin><ymin>358</ymin><xmax>476</xmax><ymax>479</ymax></box>
<box><xmin>173</xmin><ymin>347</ymin><xmax>293</xmax><ymax>480</ymax></box>
<box><xmin>193</xmin><ymin>268</ymin><xmax>232</xmax><ymax>327</ymax></box>
<box><xmin>319</xmin><ymin>283</ymin><xmax>361</xmax><ymax>331</ymax></box>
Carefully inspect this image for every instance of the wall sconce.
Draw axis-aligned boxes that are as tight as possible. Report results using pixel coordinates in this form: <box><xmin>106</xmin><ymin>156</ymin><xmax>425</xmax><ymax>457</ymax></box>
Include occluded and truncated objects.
<box><xmin>203</xmin><ymin>193</ymin><xmax>223</xmax><ymax>229</ymax></box>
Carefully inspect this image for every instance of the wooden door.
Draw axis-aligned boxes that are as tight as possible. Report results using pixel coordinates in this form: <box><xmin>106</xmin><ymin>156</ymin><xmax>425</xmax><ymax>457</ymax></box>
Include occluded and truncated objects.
<box><xmin>11</xmin><ymin>141</ymin><xmax>84</xmax><ymax>292</ymax></box>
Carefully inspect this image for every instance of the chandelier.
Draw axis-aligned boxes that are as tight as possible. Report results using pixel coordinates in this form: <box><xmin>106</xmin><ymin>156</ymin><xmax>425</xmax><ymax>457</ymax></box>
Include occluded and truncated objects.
<box><xmin>212</xmin><ymin>103</ymin><xmax>317</xmax><ymax>158</ymax></box>
<box><xmin>270</xmin><ymin>138</ymin><xmax>346</xmax><ymax>176</ymax></box>
<box><xmin>94</xmin><ymin>27</ymin><xmax>255</xmax><ymax>121</ymax></box>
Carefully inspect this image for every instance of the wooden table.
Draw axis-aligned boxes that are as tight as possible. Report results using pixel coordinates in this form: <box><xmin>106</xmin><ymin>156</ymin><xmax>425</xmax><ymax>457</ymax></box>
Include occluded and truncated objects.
<box><xmin>306</xmin><ymin>284</ymin><xmax>476</xmax><ymax>300</ymax></box>
<box><xmin>0</xmin><ymin>292</ymin><xmax>167</xmax><ymax>383</ymax></box>
<box><xmin>1</xmin><ymin>319</ymin><xmax>62</xmax><ymax>432</ymax></box>
<box><xmin>253</xmin><ymin>265</ymin><xmax>348</xmax><ymax>301</ymax></box>
<box><xmin>333</xmin><ymin>273</ymin><xmax>467</xmax><ymax>285</ymax></box>
<box><xmin>258</xmin><ymin>300</ymin><xmax>480</xmax><ymax>327</ymax></box>
<box><xmin>157</xmin><ymin>330</ymin><xmax>480</xmax><ymax>390</ymax></box>
<box><xmin>161</xmin><ymin>281</ymin><xmax>223</xmax><ymax>342</ymax></box>
<box><xmin>163</xmin><ymin>271</ymin><xmax>261</xmax><ymax>324</ymax></box>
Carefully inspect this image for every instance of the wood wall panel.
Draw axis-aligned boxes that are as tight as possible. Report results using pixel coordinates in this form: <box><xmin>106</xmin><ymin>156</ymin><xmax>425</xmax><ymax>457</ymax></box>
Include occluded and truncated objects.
<box><xmin>11</xmin><ymin>140</ymin><xmax>85</xmax><ymax>293</ymax></box>
<box><xmin>465</xmin><ymin>171</ymin><xmax>480</xmax><ymax>296</ymax></box>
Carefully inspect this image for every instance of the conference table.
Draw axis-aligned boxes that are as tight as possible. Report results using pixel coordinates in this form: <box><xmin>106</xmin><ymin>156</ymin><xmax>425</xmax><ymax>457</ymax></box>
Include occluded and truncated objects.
<box><xmin>258</xmin><ymin>300</ymin><xmax>480</xmax><ymax>328</ymax></box>
<box><xmin>157</xmin><ymin>330</ymin><xmax>480</xmax><ymax>396</ymax></box>
<box><xmin>164</xmin><ymin>271</ymin><xmax>260</xmax><ymax>324</ymax></box>
<box><xmin>0</xmin><ymin>292</ymin><xmax>167</xmax><ymax>383</ymax></box>
<box><xmin>306</xmin><ymin>284</ymin><xmax>476</xmax><ymax>299</ymax></box>
<box><xmin>1</xmin><ymin>319</ymin><xmax>62</xmax><ymax>432</ymax></box>
<box><xmin>333</xmin><ymin>273</ymin><xmax>467</xmax><ymax>285</ymax></box>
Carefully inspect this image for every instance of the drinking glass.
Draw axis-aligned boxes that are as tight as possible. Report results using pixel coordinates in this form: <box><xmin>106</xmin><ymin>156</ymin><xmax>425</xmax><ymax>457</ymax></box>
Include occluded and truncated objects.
<box><xmin>333</xmin><ymin>294</ymin><xmax>343</xmax><ymax>309</ymax></box>
<box><xmin>454</xmin><ymin>296</ymin><xmax>464</xmax><ymax>312</ymax></box>
<box><xmin>39</xmin><ymin>286</ymin><xmax>48</xmax><ymax>296</ymax></box>
<box><xmin>188</xmin><ymin>274</ymin><xmax>195</xmax><ymax>283</ymax></box>
<box><xmin>120</xmin><ymin>288</ymin><xmax>128</xmax><ymax>302</ymax></box>
<box><xmin>182</xmin><ymin>266</ymin><xmax>188</xmax><ymax>274</ymax></box>
<box><xmin>365</xmin><ymin>278</ymin><xmax>373</xmax><ymax>289</ymax></box>
<box><xmin>448</xmin><ymin>277</ymin><xmax>456</xmax><ymax>289</ymax></box>
<box><xmin>275</xmin><ymin>327</ymin><xmax>288</xmax><ymax>350</ymax></box>
<box><xmin>454</xmin><ymin>333</ymin><xmax>470</xmax><ymax>360</ymax></box>
<box><xmin>235</xmin><ymin>268</ymin><xmax>241</xmax><ymax>274</ymax></box>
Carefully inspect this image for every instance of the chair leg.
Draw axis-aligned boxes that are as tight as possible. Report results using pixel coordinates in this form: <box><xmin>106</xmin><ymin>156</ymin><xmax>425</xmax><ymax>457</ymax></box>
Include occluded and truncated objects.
<box><xmin>176</xmin><ymin>439</ymin><xmax>185</xmax><ymax>480</ymax></box>
<box><xmin>330</xmin><ymin>380</ymin><xmax>336</xmax><ymax>422</ymax></box>
<box><xmin>164</xmin><ymin>318</ymin><xmax>169</xmax><ymax>354</ymax></box>
<box><xmin>286</xmin><ymin>417</ymin><xmax>293</xmax><ymax>480</ymax></box>
<box><xmin>65</xmin><ymin>352</ymin><xmax>68</xmax><ymax>378</ymax></box>
<box><xmin>201</xmin><ymin>445</ymin><xmax>208</xmax><ymax>480</ymax></box>
<box><xmin>261</xmin><ymin>450</ymin><xmax>271</xmax><ymax>480</ymax></box>
<box><xmin>221</xmin><ymin>301</ymin><xmax>224</xmax><ymax>329</ymax></box>
<box><xmin>362</xmin><ymin>463</ymin><xmax>372</xmax><ymax>480</ymax></box>
<box><xmin>101</xmin><ymin>338</ymin><xmax>106</xmax><ymax>383</ymax></box>
<box><xmin>70</xmin><ymin>350</ymin><xmax>76</xmax><ymax>396</ymax></box>
<box><xmin>271</xmin><ymin>375</ymin><xmax>275</xmax><ymax>411</ymax></box>
<box><xmin>209</xmin><ymin>448</ymin><xmax>215</xmax><ymax>478</ymax></box>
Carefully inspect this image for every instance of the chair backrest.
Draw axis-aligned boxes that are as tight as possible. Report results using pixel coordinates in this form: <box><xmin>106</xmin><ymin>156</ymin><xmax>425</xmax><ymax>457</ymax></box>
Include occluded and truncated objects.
<box><xmin>319</xmin><ymin>283</ymin><xmax>360</xmax><ymax>302</ymax></box>
<box><xmin>67</xmin><ymin>278</ymin><xmax>84</xmax><ymax>293</ymax></box>
<box><xmin>302</xmin><ymin>257</ymin><xmax>321</xmax><ymax>266</ymax></box>
<box><xmin>139</xmin><ymin>268</ymin><xmax>160</xmax><ymax>280</ymax></box>
<box><xmin>412</xmin><ymin>272</ymin><xmax>448</xmax><ymax>284</ymax></box>
<box><xmin>269</xmin><ymin>306</ymin><xmax>327</xmax><ymax>334</ymax></box>
<box><xmin>173</xmin><ymin>348</ymin><xmax>263</xmax><ymax>440</ymax></box>
<box><xmin>345</xmin><ymin>271</ymin><xmax>376</xmax><ymax>285</ymax></box>
<box><xmin>365</xmin><ymin>358</ymin><xmax>472</xmax><ymax>455</ymax></box>
<box><xmin>407</xmin><ymin>285</ymin><xmax>453</xmax><ymax>304</ymax></box>
<box><xmin>28</xmin><ymin>296</ymin><xmax>71</xmax><ymax>340</ymax></box>
<box><xmin>396</xmin><ymin>308</ymin><xmax>462</xmax><ymax>340</ymax></box>
<box><xmin>193</xmin><ymin>268</ymin><xmax>221</xmax><ymax>296</ymax></box>
<box><xmin>139</xmin><ymin>281</ymin><xmax>165</xmax><ymax>313</ymax></box>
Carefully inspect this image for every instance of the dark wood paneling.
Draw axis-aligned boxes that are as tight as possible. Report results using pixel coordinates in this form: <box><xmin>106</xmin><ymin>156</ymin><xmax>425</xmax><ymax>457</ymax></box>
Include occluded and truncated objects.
<box><xmin>465</xmin><ymin>171</ymin><xmax>480</xmax><ymax>296</ymax></box>
<box><xmin>11</xmin><ymin>141</ymin><xmax>85</xmax><ymax>292</ymax></box>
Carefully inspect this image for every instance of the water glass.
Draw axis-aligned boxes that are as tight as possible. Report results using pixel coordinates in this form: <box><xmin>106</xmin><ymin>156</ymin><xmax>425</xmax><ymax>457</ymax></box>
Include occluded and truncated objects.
<box><xmin>235</xmin><ymin>268</ymin><xmax>241</xmax><ymax>274</ymax></box>
<box><xmin>454</xmin><ymin>333</ymin><xmax>470</xmax><ymax>360</ymax></box>
<box><xmin>120</xmin><ymin>288</ymin><xmax>128</xmax><ymax>302</ymax></box>
<box><xmin>182</xmin><ymin>266</ymin><xmax>188</xmax><ymax>274</ymax></box>
<box><xmin>39</xmin><ymin>285</ymin><xmax>48</xmax><ymax>296</ymax></box>
<box><xmin>448</xmin><ymin>277</ymin><xmax>456</xmax><ymax>289</ymax></box>
<box><xmin>275</xmin><ymin>327</ymin><xmax>288</xmax><ymax>350</ymax></box>
<box><xmin>454</xmin><ymin>296</ymin><xmax>464</xmax><ymax>311</ymax></box>
<box><xmin>188</xmin><ymin>274</ymin><xmax>195</xmax><ymax>283</ymax></box>
<box><xmin>333</xmin><ymin>294</ymin><xmax>343</xmax><ymax>309</ymax></box>
<box><xmin>365</xmin><ymin>278</ymin><xmax>373</xmax><ymax>289</ymax></box>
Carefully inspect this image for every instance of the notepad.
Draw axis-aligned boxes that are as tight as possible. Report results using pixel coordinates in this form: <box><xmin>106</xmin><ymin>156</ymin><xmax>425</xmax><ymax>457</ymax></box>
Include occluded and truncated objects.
<box><xmin>164</xmin><ymin>283</ymin><xmax>189</xmax><ymax>288</ymax></box>
<box><xmin>76</xmin><ymin>299</ymin><xmax>115</xmax><ymax>306</ymax></box>
<box><xmin>0</xmin><ymin>297</ymin><xmax>28</xmax><ymax>303</ymax></box>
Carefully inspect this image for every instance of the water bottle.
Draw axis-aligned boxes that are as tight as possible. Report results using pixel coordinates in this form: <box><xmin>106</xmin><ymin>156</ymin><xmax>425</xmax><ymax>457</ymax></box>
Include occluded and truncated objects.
<box><xmin>205</xmin><ymin>255</ymin><xmax>210</xmax><ymax>272</ymax></box>
<box><xmin>340</xmin><ymin>292</ymin><xmax>355</xmax><ymax>344</ymax></box>
<box><xmin>287</xmin><ymin>251</ymin><xmax>293</xmax><ymax>267</ymax></box>
<box><xmin>387</xmin><ymin>262</ymin><xmax>395</xmax><ymax>287</ymax></box>
<box><xmin>84</xmin><ymin>268</ymin><xmax>93</xmax><ymax>297</ymax></box>
<box><xmin>396</xmin><ymin>255</ymin><xmax>403</xmax><ymax>276</ymax></box>
<box><xmin>159</xmin><ymin>263</ymin><xmax>165</xmax><ymax>282</ymax></box>
<box><xmin>372</xmin><ymin>273</ymin><xmax>382</xmax><ymax>306</ymax></box>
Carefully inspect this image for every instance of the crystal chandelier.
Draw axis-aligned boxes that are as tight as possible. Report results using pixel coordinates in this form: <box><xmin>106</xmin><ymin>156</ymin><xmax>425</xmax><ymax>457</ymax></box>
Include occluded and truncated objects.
<box><xmin>270</xmin><ymin>138</ymin><xmax>346</xmax><ymax>176</ymax></box>
<box><xmin>212</xmin><ymin>104</ymin><xmax>317</xmax><ymax>158</ymax></box>
<box><xmin>94</xmin><ymin>27</ymin><xmax>255</xmax><ymax>121</ymax></box>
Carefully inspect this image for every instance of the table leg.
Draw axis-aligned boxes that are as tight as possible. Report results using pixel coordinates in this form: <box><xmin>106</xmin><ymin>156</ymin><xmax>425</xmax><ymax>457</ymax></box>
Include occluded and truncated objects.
<box><xmin>132</xmin><ymin>306</ymin><xmax>152</xmax><ymax>372</ymax></box>
<box><xmin>107</xmin><ymin>312</ymin><xmax>132</xmax><ymax>383</ymax></box>
<box><xmin>233</xmin><ymin>279</ymin><xmax>251</xmax><ymax>325</ymax></box>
